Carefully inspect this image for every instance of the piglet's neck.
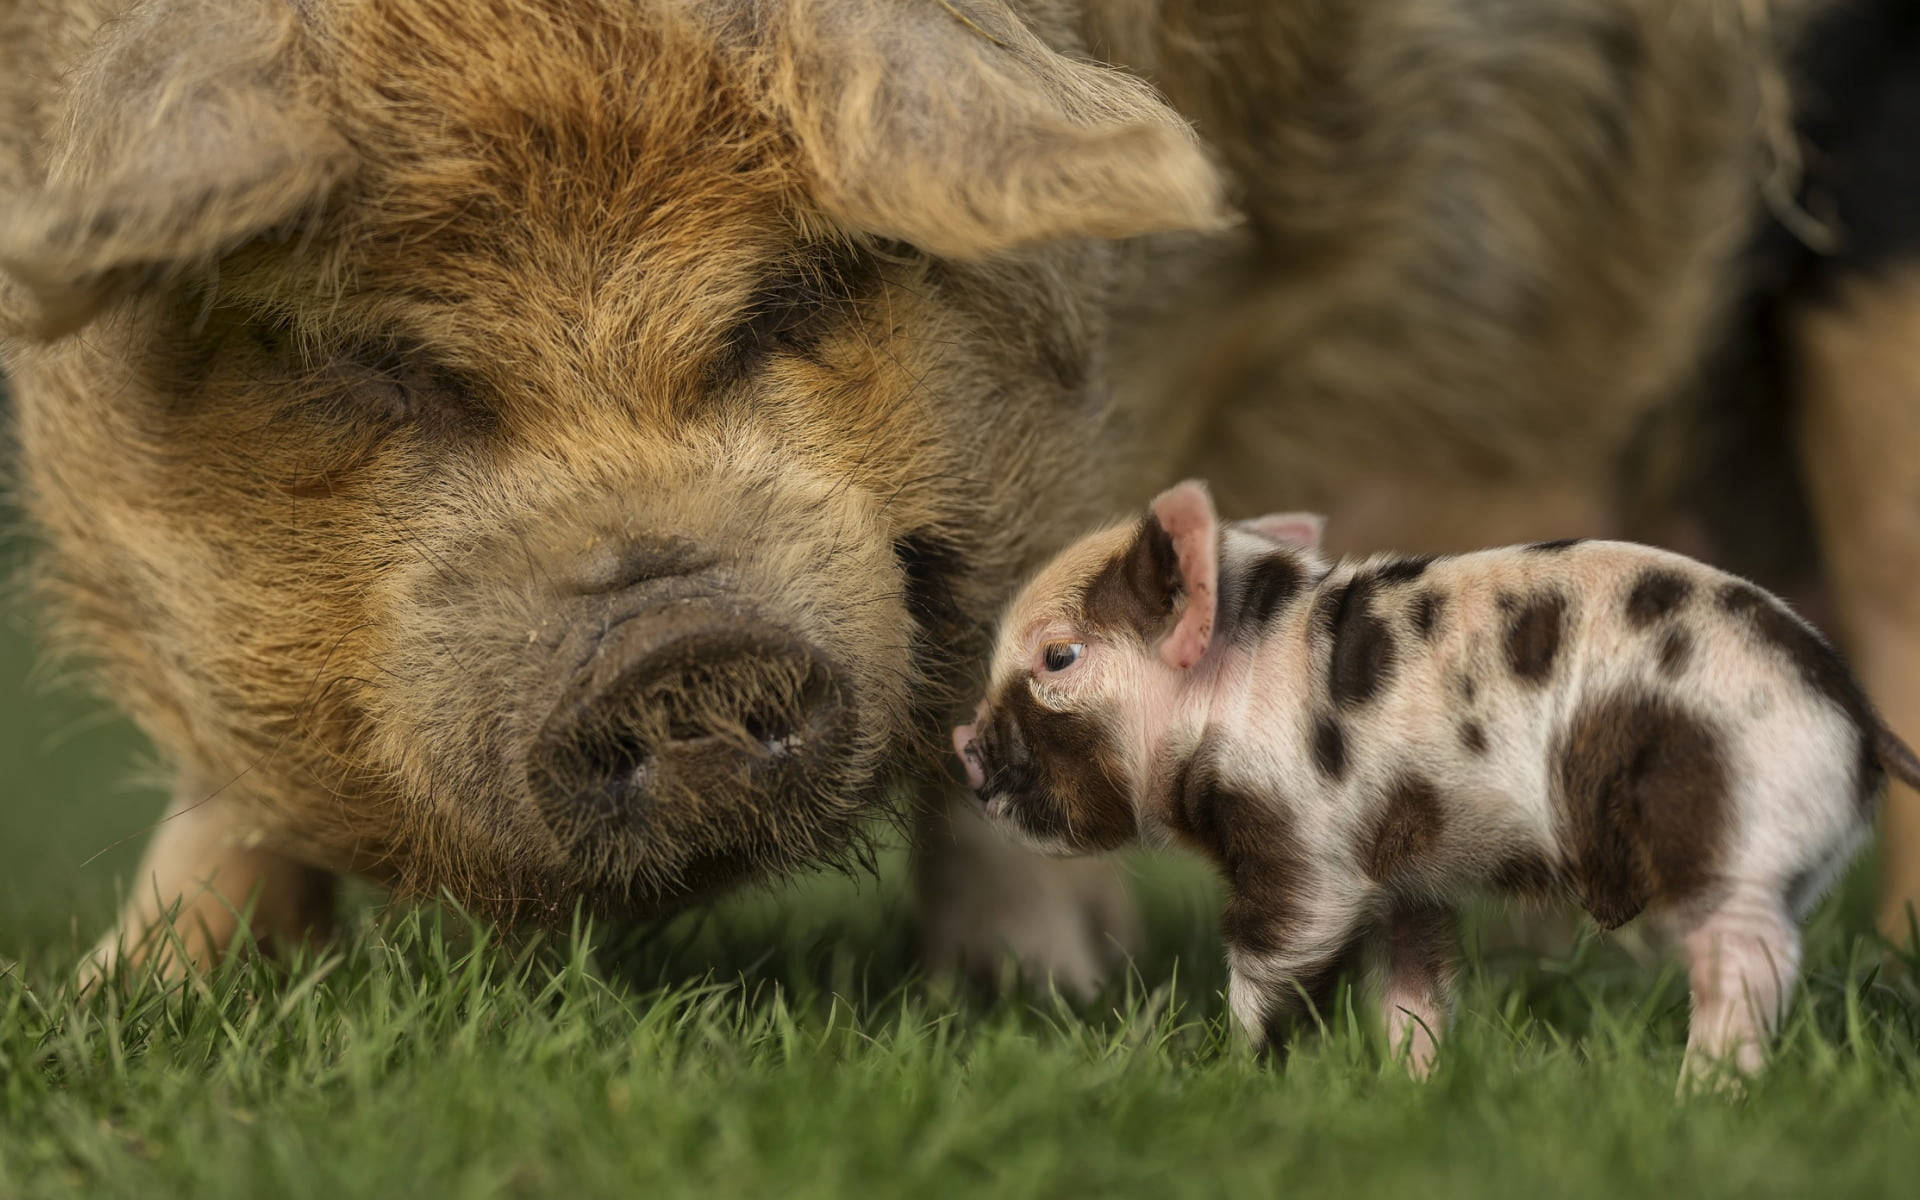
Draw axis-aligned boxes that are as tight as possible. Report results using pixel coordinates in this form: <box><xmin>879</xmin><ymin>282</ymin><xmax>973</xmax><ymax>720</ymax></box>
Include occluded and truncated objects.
<box><xmin>1165</xmin><ymin>637</ymin><xmax>1254</xmax><ymax>748</ymax></box>
<box><xmin>1173</xmin><ymin>553</ymin><xmax>1332</xmax><ymax>740</ymax></box>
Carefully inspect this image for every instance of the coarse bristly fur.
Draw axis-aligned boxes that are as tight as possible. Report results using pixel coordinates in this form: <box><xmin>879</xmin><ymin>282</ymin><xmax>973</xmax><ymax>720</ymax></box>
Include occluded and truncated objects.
<box><xmin>2</xmin><ymin>0</ymin><xmax>1908</xmax><ymax>987</ymax></box>
<box><xmin>956</xmin><ymin>479</ymin><xmax>1918</xmax><ymax>1084</ymax></box>
<box><xmin>0</xmin><ymin>0</ymin><xmax>1233</xmax><ymax>975</ymax></box>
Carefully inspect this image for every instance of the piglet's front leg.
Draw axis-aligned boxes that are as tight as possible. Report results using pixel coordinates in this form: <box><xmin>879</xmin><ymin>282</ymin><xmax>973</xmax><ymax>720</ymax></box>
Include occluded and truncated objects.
<box><xmin>1223</xmin><ymin>888</ymin><xmax>1375</xmax><ymax>1058</ymax></box>
<box><xmin>1225</xmin><ymin>891</ymin><xmax>1457</xmax><ymax>1076</ymax></box>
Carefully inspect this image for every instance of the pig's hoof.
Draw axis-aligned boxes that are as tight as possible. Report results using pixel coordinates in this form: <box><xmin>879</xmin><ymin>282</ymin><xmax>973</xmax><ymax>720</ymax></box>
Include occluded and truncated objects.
<box><xmin>76</xmin><ymin>913</ymin><xmax>218</xmax><ymax>993</ymax></box>
<box><xmin>916</xmin><ymin>820</ymin><xmax>1141</xmax><ymax>1001</ymax></box>
<box><xmin>74</xmin><ymin>938</ymin><xmax>119</xmax><ymax>994</ymax></box>
<box><xmin>76</xmin><ymin>927</ymin><xmax>174</xmax><ymax>994</ymax></box>
<box><xmin>1676</xmin><ymin>1051</ymin><xmax>1756</xmax><ymax>1100</ymax></box>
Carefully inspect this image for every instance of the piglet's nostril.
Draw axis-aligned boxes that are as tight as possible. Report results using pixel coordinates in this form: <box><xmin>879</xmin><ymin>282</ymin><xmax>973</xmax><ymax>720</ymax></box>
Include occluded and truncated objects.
<box><xmin>571</xmin><ymin>534</ymin><xmax>714</xmax><ymax>595</ymax></box>
<box><xmin>952</xmin><ymin>723</ymin><xmax>986</xmax><ymax>792</ymax></box>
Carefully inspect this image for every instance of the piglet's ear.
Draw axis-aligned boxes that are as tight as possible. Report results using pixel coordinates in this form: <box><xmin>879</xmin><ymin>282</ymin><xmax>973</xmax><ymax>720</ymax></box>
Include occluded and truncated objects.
<box><xmin>1149</xmin><ymin>479</ymin><xmax>1219</xmax><ymax>670</ymax></box>
<box><xmin>1242</xmin><ymin>511</ymin><xmax>1326</xmax><ymax>551</ymax></box>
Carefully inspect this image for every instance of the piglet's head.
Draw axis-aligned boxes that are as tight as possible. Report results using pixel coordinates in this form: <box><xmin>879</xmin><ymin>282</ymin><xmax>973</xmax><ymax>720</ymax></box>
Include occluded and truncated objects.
<box><xmin>949</xmin><ymin>479</ymin><xmax>1235</xmax><ymax>855</ymax></box>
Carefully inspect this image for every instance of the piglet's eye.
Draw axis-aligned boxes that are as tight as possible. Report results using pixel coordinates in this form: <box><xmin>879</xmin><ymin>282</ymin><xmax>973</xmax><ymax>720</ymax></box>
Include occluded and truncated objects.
<box><xmin>1041</xmin><ymin>642</ymin><xmax>1085</xmax><ymax>673</ymax></box>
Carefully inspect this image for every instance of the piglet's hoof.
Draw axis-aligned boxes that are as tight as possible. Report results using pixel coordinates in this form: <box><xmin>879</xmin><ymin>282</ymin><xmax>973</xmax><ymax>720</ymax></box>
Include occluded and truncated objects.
<box><xmin>915</xmin><ymin>796</ymin><xmax>1141</xmax><ymax>1000</ymax></box>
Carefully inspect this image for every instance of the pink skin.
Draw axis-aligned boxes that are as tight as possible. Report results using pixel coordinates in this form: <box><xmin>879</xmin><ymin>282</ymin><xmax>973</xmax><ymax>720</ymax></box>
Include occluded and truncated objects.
<box><xmin>952</xmin><ymin>718</ymin><xmax>986</xmax><ymax>790</ymax></box>
<box><xmin>1151</xmin><ymin>483</ymin><xmax>1219</xmax><ymax>670</ymax></box>
<box><xmin>1382</xmin><ymin>971</ymin><xmax>1445</xmax><ymax>1079</ymax></box>
<box><xmin>1242</xmin><ymin>511</ymin><xmax>1325</xmax><ymax>549</ymax></box>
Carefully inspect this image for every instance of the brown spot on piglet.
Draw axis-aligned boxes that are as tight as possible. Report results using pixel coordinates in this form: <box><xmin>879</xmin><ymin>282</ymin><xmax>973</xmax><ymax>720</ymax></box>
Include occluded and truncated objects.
<box><xmin>1459</xmin><ymin>720</ymin><xmax>1488</xmax><ymax>754</ymax></box>
<box><xmin>1166</xmin><ymin>754</ymin><xmax>1311</xmax><ymax>958</ymax></box>
<box><xmin>1656</xmin><ymin>627</ymin><xmax>1692</xmax><ymax>677</ymax></box>
<box><xmin>1552</xmin><ymin>690</ymin><xmax>1729</xmax><ymax>927</ymax></box>
<box><xmin>988</xmin><ymin>685</ymin><xmax>1137</xmax><ymax>852</ymax></box>
<box><xmin>1371</xmin><ymin>555</ymin><xmax>1435</xmax><ymax>585</ymax></box>
<box><xmin>1625</xmin><ymin>569</ymin><xmax>1691</xmax><ymax>626</ymax></box>
<box><xmin>1503</xmin><ymin>591</ymin><xmax>1567</xmax><ymax>685</ymax></box>
<box><xmin>1320</xmin><ymin>576</ymin><xmax>1397</xmax><ymax>707</ymax></box>
<box><xmin>1411</xmin><ymin>591</ymin><xmax>1445</xmax><ymax>641</ymax></box>
<box><xmin>1363</xmin><ymin>775</ymin><xmax>1446</xmax><ymax>884</ymax></box>
<box><xmin>1312</xmin><ymin>715</ymin><xmax>1347</xmax><ymax>779</ymax></box>
<box><xmin>1081</xmin><ymin>515</ymin><xmax>1181</xmax><ymax>642</ymax></box>
<box><xmin>1237</xmin><ymin>551</ymin><xmax>1307</xmax><ymax>633</ymax></box>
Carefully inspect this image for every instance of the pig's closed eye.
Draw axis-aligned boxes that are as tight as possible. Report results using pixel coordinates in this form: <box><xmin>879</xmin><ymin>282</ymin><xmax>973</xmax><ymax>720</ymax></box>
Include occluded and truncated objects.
<box><xmin>333</xmin><ymin>342</ymin><xmax>491</xmax><ymax>436</ymax></box>
<box><xmin>708</xmin><ymin>243</ymin><xmax>877</xmax><ymax>384</ymax></box>
<box><xmin>250</xmin><ymin>319</ymin><xmax>492</xmax><ymax>440</ymax></box>
<box><xmin>1041</xmin><ymin>642</ymin><xmax>1085</xmax><ymax>672</ymax></box>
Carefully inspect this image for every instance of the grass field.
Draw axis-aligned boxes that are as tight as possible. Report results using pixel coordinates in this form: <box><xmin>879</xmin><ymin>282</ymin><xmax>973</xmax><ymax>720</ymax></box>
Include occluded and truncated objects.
<box><xmin>4</xmin><ymin>528</ymin><xmax>1920</xmax><ymax>1199</ymax></box>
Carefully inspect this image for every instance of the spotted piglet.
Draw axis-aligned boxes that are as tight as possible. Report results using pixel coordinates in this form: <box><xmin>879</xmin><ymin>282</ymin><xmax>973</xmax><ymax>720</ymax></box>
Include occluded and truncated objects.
<box><xmin>951</xmin><ymin>480</ymin><xmax>1920</xmax><ymax>1080</ymax></box>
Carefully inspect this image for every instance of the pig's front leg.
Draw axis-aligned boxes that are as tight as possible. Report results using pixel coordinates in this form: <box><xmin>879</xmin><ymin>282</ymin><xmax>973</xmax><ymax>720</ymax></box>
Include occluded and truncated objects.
<box><xmin>1379</xmin><ymin>899</ymin><xmax>1458</xmax><ymax>1078</ymax></box>
<box><xmin>913</xmin><ymin>786</ymin><xmax>1141</xmax><ymax>999</ymax></box>
<box><xmin>80</xmin><ymin>779</ymin><xmax>336</xmax><ymax>986</ymax></box>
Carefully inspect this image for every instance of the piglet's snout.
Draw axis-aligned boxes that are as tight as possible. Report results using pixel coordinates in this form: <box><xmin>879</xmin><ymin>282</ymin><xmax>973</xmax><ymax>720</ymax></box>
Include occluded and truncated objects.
<box><xmin>951</xmin><ymin>723</ymin><xmax>986</xmax><ymax>791</ymax></box>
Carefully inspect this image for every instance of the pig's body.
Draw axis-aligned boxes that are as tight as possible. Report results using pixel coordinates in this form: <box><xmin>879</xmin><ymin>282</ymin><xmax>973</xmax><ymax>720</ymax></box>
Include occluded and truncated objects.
<box><xmin>957</xmin><ymin>486</ymin><xmax>1917</xmax><ymax>1080</ymax></box>
<box><xmin>1177</xmin><ymin>537</ymin><xmax>1880</xmax><ymax>1068</ymax></box>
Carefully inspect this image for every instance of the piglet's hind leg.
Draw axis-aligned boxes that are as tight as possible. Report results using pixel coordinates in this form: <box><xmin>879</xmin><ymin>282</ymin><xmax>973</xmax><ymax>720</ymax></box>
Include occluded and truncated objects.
<box><xmin>1675</xmin><ymin>884</ymin><xmax>1800</xmax><ymax>1086</ymax></box>
<box><xmin>1380</xmin><ymin>899</ymin><xmax>1457</xmax><ymax>1079</ymax></box>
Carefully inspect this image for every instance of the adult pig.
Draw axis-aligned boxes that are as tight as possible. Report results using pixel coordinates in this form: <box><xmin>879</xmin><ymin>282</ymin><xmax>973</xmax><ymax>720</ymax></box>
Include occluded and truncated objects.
<box><xmin>0</xmin><ymin>0</ymin><xmax>1228</xmax><ymax>985</ymax></box>
<box><xmin>1</xmin><ymin>0</ymin><xmax>1857</xmax><ymax>980</ymax></box>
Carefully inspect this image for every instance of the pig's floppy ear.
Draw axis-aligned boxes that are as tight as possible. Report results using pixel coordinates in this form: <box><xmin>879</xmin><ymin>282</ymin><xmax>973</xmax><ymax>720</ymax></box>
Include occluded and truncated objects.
<box><xmin>1150</xmin><ymin>480</ymin><xmax>1220</xmax><ymax>670</ymax></box>
<box><xmin>1242</xmin><ymin>511</ymin><xmax>1326</xmax><ymax>551</ymax></box>
<box><xmin>760</xmin><ymin>0</ymin><xmax>1231</xmax><ymax>258</ymax></box>
<box><xmin>0</xmin><ymin>0</ymin><xmax>354</xmax><ymax>340</ymax></box>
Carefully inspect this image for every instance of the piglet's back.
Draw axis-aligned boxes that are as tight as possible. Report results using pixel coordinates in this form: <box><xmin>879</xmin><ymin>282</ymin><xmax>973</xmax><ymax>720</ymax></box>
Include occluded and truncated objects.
<box><xmin>1402</xmin><ymin>539</ymin><xmax>1862</xmax><ymax>731</ymax></box>
<box><xmin>1271</xmin><ymin>538</ymin><xmax>1883</xmax><ymax>928</ymax></box>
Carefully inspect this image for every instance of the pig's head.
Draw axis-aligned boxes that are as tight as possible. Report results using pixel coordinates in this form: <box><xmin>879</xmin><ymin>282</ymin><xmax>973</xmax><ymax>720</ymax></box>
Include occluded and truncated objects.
<box><xmin>952</xmin><ymin>481</ymin><xmax>1326</xmax><ymax>855</ymax></box>
<box><xmin>0</xmin><ymin>0</ymin><xmax>1229</xmax><ymax>918</ymax></box>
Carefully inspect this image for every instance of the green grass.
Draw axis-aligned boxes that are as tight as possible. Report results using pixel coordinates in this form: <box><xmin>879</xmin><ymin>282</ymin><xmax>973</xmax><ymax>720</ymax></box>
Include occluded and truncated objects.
<box><xmin>4</xmin><ymin>531</ymin><xmax>1920</xmax><ymax>1199</ymax></box>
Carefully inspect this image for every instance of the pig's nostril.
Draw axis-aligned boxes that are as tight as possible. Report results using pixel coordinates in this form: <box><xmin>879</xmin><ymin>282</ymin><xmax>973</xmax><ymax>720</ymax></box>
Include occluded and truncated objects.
<box><xmin>742</xmin><ymin>707</ymin><xmax>804</xmax><ymax>756</ymax></box>
<box><xmin>577</xmin><ymin>729</ymin><xmax>655</xmax><ymax>812</ymax></box>
<box><xmin>649</xmin><ymin>685</ymin><xmax>800</xmax><ymax>753</ymax></box>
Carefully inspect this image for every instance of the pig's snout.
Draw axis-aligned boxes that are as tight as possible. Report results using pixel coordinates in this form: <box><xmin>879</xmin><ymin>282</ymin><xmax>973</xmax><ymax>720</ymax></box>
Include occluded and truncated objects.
<box><xmin>527</xmin><ymin>543</ymin><xmax>852</xmax><ymax>852</ymax></box>
<box><xmin>952</xmin><ymin>722</ymin><xmax>985</xmax><ymax>791</ymax></box>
